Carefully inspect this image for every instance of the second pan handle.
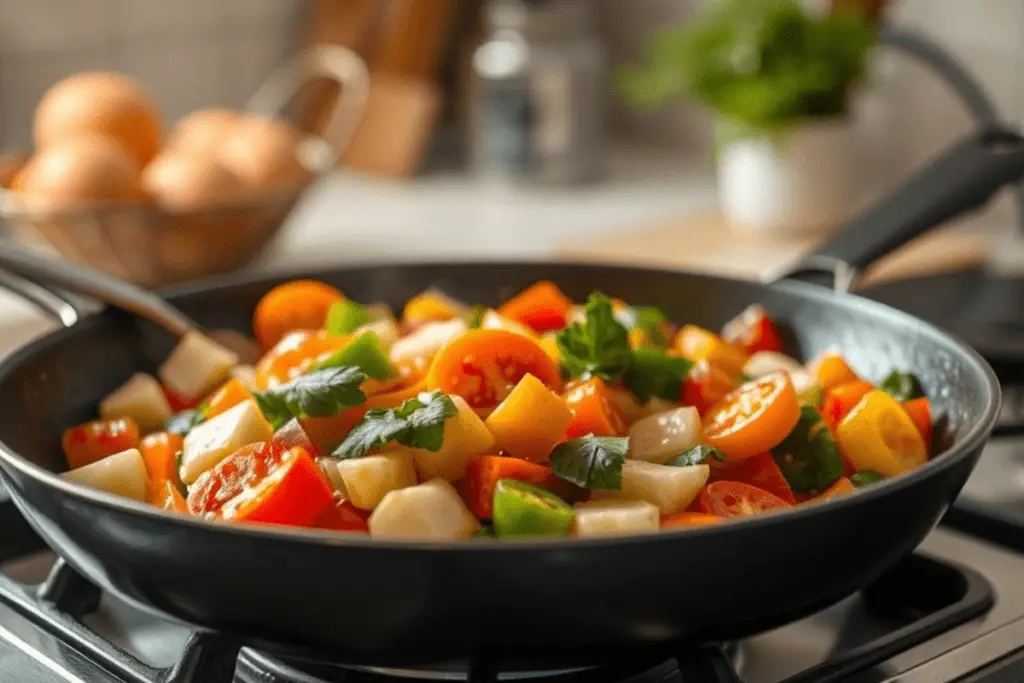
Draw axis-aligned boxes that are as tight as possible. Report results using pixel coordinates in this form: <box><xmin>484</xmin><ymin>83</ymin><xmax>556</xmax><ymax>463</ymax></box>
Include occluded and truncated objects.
<box><xmin>778</xmin><ymin>127</ymin><xmax>1024</xmax><ymax>292</ymax></box>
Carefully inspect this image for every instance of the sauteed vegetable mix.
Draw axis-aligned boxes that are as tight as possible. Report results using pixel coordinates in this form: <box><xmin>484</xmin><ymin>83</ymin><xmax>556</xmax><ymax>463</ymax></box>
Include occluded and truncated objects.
<box><xmin>59</xmin><ymin>280</ymin><xmax>933</xmax><ymax>540</ymax></box>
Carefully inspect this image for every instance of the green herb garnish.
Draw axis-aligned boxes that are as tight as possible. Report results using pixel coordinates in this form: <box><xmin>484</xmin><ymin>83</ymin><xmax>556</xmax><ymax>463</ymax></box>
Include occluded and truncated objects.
<box><xmin>623</xmin><ymin>347</ymin><xmax>693</xmax><ymax>403</ymax></box>
<box><xmin>772</xmin><ymin>406</ymin><xmax>844</xmax><ymax>493</ymax></box>
<box><xmin>666</xmin><ymin>444</ymin><xmax>727</xmax><ymax>467</ymax></box>
<box><xmin>466</xmin><ymin>305</ymin><xmax>487</xmax><ymax>330</ymax></box>
<box><xmin>255</xmin><ymin>366</ymin><xmax>367</xmax><ymax>430</ymax></box>
<box><xmin>556</xmin><ymin>293</ymin><xmax>633</xmax><ymax>381</ymax></box>
<box><xmin>166</xmin><ymin>409</ymin><xmax>205</xmax><ymax>436</ymax></box>
<box><xmin>549</xmin><ymin>435</ymin><xmax>628</xmax><ymax>491</ymax></box>
<box><xmin>314</xmin><ymin>331</ymin><xmax>398</xmax><ymax>380</ymax></box>
<box><xmin>880</xmin><ymin>370</ymin><xmax>925</xmax><ymax>402</ymax></box>
<box><xmin>332</xmin><ymin>390</ymin><xmax>457</xmax><ymax>460</ymax></box>
<box><xmin>851</xmin><ymin>470</ymin><xmax>884</xmax><ymax>488</ymax></box>
<box><xmin>616</xmin><ymin>305</ymin><xmax>670</xmax><ymax>347</ymax></box>
<box><xmin>325</xmin><ymin>299</ymin><xmax>370</xmax><ymax>335</ymax></box>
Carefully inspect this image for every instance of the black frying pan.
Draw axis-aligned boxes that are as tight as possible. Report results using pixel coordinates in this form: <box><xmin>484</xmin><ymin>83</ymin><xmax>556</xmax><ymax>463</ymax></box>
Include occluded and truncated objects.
<box><xmin>0</xmin><ymin>128</ymin><xmax>1018</xmax><ymax>670</ymax></box>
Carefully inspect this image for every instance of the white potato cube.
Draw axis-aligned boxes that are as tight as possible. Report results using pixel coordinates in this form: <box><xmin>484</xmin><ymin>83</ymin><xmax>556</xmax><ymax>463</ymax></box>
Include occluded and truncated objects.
<box><xmin>61</xmin><ymin>448</ymin><xmax>147</xmax><ymax>501</ymax></box>
<box><xmin>480</xmin><ymin>309</ymin><xmax>535</xmax><ymax>337</ymax></box>
<box><xmin>158</xmin><ymin>331</ymin><xmax>238</xmax><ymax>400</ymax></box>
<box><xmin>229</xmin><ymin>365</ymin><xmax>259</xmax><ymax>393</ymax></box>
<box><xmin>389</xmin><ymin>319</ymin><xmax>468</xmax><ymax>365</ymax></box>
<box><xmin>355</xmin><ymin>319</ymin><xmax>401</xmax><ymax>350</ymax></box>
<box><xmin>99</xmin><ymin>373</ymin><xmax>173</xmax><ymax>433</ymax></box>
<box><xmin>573</xmin><ymin>499</ymin><xmax>659</xmax><ymax>537</ymax></box>
<box><xmin>620</xmin><ymin>461</ymin><xmax>709</xmax><ymax>515</ymax></box>
<box><xmin>337</xmin><ymin>452</ymin><xmax>417</xmax><ymax>511</ymax></box>
<box><xmin>369</xmin><ymin>479</ymin><xmax>480</xmax><ymax>540</ymax></box>
<box><xmin>180</xmin><ymin>400</ymin><xmax>272</xmax><ymax>484</ymax></box>
<box><xmin>412</xmin><ymin>396</ymin><xmax>494</xmax><ymax>481</ymax></box>
<box><xmin>319</xmin><ymin>458</ymin><xmax>349</xmax><ymax>497</ymax></box>
<box><xmin>743</xmin><ymin>351</ymin><xmax>802</xmax><ymax>378</ymax></box>
<box><xmin>628</xmin><ymin>407</ymin><xmax>701</xmax><ymax>464</ymax></box>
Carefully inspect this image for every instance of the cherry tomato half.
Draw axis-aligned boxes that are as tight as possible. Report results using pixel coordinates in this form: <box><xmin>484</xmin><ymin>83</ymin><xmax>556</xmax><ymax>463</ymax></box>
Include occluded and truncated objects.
<box><xmin>661</xmin><ymin>511</ymin><xmax>725</xmax><ymax>529</ymax></box>
<box><xmin>674</xmin><ymin>325</ymin><xmax>748</xmax><ymax>378</ymax></box>
<box><xmin>698</xmin><ymin>481</ymin><xmax>793</xmax><ymax>517</ymax></box>
<box><xmin>710</xmin><ymin>451</ymin><xmax>796</xmax><ymax>504</ymax></box>
<box><xmin>702</xmin><ymin>372</ymin><xmax>801</xmax><ymax>460</ymax></box>
<box><xmin>255</xmin><ymin>330</ymin><xmax>352</xmax><ymax>389</ymax></box>
<box><xmin>563</xmin><ymin>377</ymin><xmax>626</xmax><ymax>439</ymax></box>
<box><xmin>680</xmin><ymin>360</ymin><xmax>737</xmax><ymax>415</ymax></box>
<box><xmin>62</xmin><ymin>418</ymin><xmax>141</xmax><ymax>470</ymax></box>
<box><xmin>253</xmin><ymin>280</ymin><xmax>345</xmax><ymax>350</ymax></box>
<box><xmin>426</xmin><ymin>329</ymin><xmax>561</xmax><ymax>413</ymax></box>
<box><xmin>721</xmin><ymin>304</ymin><xmax>784</xmax><ymax>354</ymax></box>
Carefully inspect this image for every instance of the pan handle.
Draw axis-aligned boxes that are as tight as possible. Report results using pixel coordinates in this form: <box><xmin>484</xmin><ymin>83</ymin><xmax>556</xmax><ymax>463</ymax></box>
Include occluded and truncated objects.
<box><xmin>0</xmin><ymin>268</ymin><xmax>87</xmax><ymax>328</ymax></box>
<box><xmin>775</xmin><ymin>127</ymin><xmax>1024</xmax><ymax>292</ymax></box>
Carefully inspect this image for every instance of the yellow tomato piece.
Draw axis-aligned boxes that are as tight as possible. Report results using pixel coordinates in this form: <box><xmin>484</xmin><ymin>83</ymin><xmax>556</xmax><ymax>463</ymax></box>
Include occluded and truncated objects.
<box><xmin>539</xmin><ymin>332</ymin><xmax>561</xmax><ymax>364</ymax></box>
<box><xmin>836</xmin><ymin>390</ymin><xmax>927</xmax><ymax>477</ymax></box>
<box><xmin>403</xmin><ymin>291</ymin><xmax>466</xmax><ymax>327</ymax></box>
<box><xmin>810</xmin><ymin>352</ymin><xmax>859</xmax><ymax>390</ymax></box>
<box><xmin>484</xmin><ymin>373</ymin><xmax>572</xmax><ymax>462</ymax></box>
<box><xmin>674</xmin><ymin>325</ymin><xmax>747</xmax><ymax>378</ymax></box>
<box><xmin>203</xmin><ymin>378</ymin><xmax>252</xmax><ymax>420</ymax></box>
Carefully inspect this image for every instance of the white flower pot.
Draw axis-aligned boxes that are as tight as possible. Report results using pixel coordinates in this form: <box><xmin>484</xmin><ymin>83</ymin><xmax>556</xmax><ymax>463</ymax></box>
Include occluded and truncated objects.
<box><xmin>716</xmin><ymin>119</ymin><xmax>859</xmax><ymax>236</ymax></box>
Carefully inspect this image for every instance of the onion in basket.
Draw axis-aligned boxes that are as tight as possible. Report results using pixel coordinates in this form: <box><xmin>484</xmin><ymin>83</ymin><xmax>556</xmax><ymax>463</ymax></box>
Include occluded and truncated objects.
<box><xmin>16</xmin><ymin>135</ymin><xmax>142</xmax><ymax>209</ymax></box>
<box><xmin>142</xmin><ymin>150</ymin><xmax>243</xmax><ymax>212</ymax></box>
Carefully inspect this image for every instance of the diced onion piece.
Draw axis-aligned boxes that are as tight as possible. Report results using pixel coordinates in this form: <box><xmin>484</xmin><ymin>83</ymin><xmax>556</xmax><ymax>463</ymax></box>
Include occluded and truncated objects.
<box><xmin>99</xmin><ymin>373</ymin><xmax>173</xmax><ymax>433</ymax></box>
<box><xmin>355</xmin><ymin>319</ymin><xmax>400</xmax><ymax>350</ymax></box>
<box><xmin>484</xmin><ymin>374</ymin><xmax>572</xmax><ymax>462</ymax></box>
<box><xmin>628</xmin><ymin>406</ymin><xmax>701</xmax><ymax>464</ymax></box>
<box><xmin>229</xmin><ymin>365</ymin><xmax>259</xmax><ymax>393</ymax></box>
<box><xmin>412</xmin><ymin>396</ymin><xmax>494</xmax><ymax>481</ymax></box>
<box><xmin>743</xmin><ymin>351</ymin><xmax>802</xmax><ymax>378</ymax></box>
<box><xmin>180</xmin><ymin>400</ymin><xmax>272</xmax><ymax>484</ymax></box>
<box><xmin>480</xmin><ymin>309</ymin><xmax>535</xmax><ymax>337</ymax></box>
<box><xmin>389</xmin><ymin>319</ymin><xmax>468</xmax><ymax>365</ymax></box>
<box><xmin>620</xmin><ymin>461</ymin><xmax>709</xmax><ymax>515</ymax></box>
<box><xmin>336</xmin><ymin>451</ymin><xmax>417</xmax><ymax>511</ymax></box>
<box><xmin>791</xmin><ymin>369</ymin><xmax>823</xmax><ymax>406</ymax></box>
<box><xmin>159</xmin><ymin>331</ymin><xmax>238</xmax><ymax>400</ymax></box>
<box><xmin>61</xmin><ymin>448</ymin><xmax>147</xmax><ymax>501</ymax></box>
<box><xmin>369</xmin><ymin>478</ymin><xmax>480</xmax><ymax>540</ymax></box>
<box><xmin>573</xmin><ymin>499</ymin><xmax>659</xmax><ymax>537</ymax></box>
<box><xmin>318</xmin><ymin>458</ymin><xmax>349</xmax><ymax>496</ymax></box>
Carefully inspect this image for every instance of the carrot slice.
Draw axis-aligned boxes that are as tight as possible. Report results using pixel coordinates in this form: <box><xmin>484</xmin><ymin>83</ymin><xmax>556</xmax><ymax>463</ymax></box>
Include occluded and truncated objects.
<box><xmin>814</xmin><ymin>477</ymin><xmax>856</xmax><ymax>501</ymax></box>
<box><xmin>812</xmin><ymin>353</ymin><xmax>859</xmax><ymax>390</ymax></box>
<box><xmin>140</xmin><ymin>432</ymin><xmax>184</xmax><ymax>483</ymax></box>
<box><xmin>253</xmin><ymin>280</ymin><xmax>345</xmax><ymax>350</ymax></box>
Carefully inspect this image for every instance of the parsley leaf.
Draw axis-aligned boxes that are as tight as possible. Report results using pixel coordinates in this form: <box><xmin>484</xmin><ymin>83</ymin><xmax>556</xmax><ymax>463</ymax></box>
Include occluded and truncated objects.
<box><xmin>325</xmin><ymin>299</ymin><xmax>370</xmax><ymax>335</ymax></box>
<box><xmin>549</xmin><ymin>435</ymin><xmax>628</xmax><ymax>490</ymax></box>
<box><xmin>616</xmin><ymin>305</ymin><xmax>670</xmax><ymax>347</ymax></box>
<box><xmin>624</xmin><ymin>348</ymin><xmax>693</xmax><ymax>402</ymax></box>
<box><xmin>771</xmin><ymin>406</ymin><xmax>844</xmax><ymax>493</ymax></box>
<box><xmin>556</xmin><ymin>293</ymin><xmax>633</xmax><ymax>380</ymax></box>
<box><xmin>665</xmin><ymin>444</ymin><xmax>726</xmax><ymax>467</ymax></box>
<box><xmin>332</xmin><ymin>390</ymin><xmax>457</xmax><ymax>459</ymax></box>
<box><xmin>851</xmin><ymin>470</ymin><xmax>884</xmax><ymax>488</ymax></box>
<box><xmin>255</xmin><ymin>366</ymin><xmax>366</xmax><ymax>431</ymax></box>
<box><xmin>880</xmin><ymin>370</ymin><xmax>925</xmax><ymax>402</ymax></box>
<box><xmin>466</xmin><ymin>304</ymin><xmax>487</xmax><ymax>329</ymax></box>
<box><xmin>166</xmin><ymin>408</ymin><xmax>206</xmax><ymax>436</ymax></box>
<box><xmin>314</xmin><ymin>332</ymin><xmax>398</xmax><ymax>379</ymax></box>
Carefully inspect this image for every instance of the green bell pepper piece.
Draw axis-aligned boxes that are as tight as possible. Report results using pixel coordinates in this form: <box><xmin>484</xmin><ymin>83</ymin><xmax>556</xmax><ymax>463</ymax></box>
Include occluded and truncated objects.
<box><xmin>493</xmin><ymin>479</ymin><xmax>574</xmax><ymax>538</ymax></box>
<box><xmin>850</xmin><ymin>470</ymin><xmax>884</xmax><ymax>488</ymax></box>
<box><xmin>880</xmin><ymin>370</ymin><xmax>925</xmax><ymax>402</ymax></box>
<box><xmin>315</xmin><ymin>331</ymin><xmax>398</xmax><ymax>379</ymax></box>
<box><xmin>326</xmin><ymin>299</ymin><xmax>370</xmax><ymax>335</ymax></box>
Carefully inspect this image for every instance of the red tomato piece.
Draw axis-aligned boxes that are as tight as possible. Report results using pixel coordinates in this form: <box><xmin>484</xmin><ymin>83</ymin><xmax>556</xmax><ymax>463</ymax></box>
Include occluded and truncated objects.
<box><xmin>272</xmin><ymin>418</ymin><xmax>322</xmax><ymax>458</ymax></box>
<box><xmin>902</xmin><ymin>398</ymin><xmax>932</xmax><ymax>455</ymax></box>
<box><xmin>822</xmin><ymin>380</ymin><xmax>874</xmax><ymax>432</ymax></box>
<box><xmin>162</xmin><ymin>385</ymin><xmax>202</xmax><ymax>412</ymax></box>
<box><xmin>563</xmin><ymin>377</ymin><xmax>626</xmax><ymax>439</ymax></box>
<box><xmin>62</xmin><ymin>418</ymin><xmax>141</xmax><ymax>470</ymax></box>
<box><xmin>425</xmin><ymin>329</ymin><xmax>561</xmax><ymax>413</ymax></box>
<box><xmin>699</xmin><ymin>481</ymin><xmax>793</xmax><ymax>517</ymax></box>
<box><xmin>498</xmin><ymin>281</ymin><xmax>573</xmax><ymax>333</ymax></box>
<box><xmin>680</xmin><ymin>360</ymin><xmax>737</xmax><ymax>416</ymax></box>
<box><xmin>702</xmin><ymin>372</ymin><xmax>801</xmax><ymax>460</ymax></box>
<box><xmin>721</xmin><ymin>304</ymin><xmax>784</xmax><ymax>354</ymax></box>
<box><xmin>710</xmin><ymin>452</ymin><xmax>796</xmax><ymax>504</ymax></box>
<box><xmin>463</xmin><ymin>454</ymin><xmax>578</xmax><ymax>519</ymax></box>
<box><xmin>187</xmin><ymin>442</ymin><xmax>334</xmax><ymax>527</ymax></box>
<box><xmin>315</xmin><ymin>497</ymin><xmax>370</xmax><ymax>532</ymax></box>
<box><xmin>148</xmin><ymin>479</ymin><xmax>188</xmax><ymax>513</ymax></box>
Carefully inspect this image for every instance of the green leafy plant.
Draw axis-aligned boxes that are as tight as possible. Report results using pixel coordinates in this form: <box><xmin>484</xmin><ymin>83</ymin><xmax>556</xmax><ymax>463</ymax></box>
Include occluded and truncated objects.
<box><xmin>617</xmin><ymin>0</ymin><xmax>876</xmax><ymax>136</ymax></box>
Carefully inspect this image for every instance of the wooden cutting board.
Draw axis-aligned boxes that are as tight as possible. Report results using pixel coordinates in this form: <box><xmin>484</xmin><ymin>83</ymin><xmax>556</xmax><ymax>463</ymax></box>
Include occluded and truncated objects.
<box><xmin>557</xmin><ymin>211</ymin><xmax>988</xmax><ymax>290</ymax></box>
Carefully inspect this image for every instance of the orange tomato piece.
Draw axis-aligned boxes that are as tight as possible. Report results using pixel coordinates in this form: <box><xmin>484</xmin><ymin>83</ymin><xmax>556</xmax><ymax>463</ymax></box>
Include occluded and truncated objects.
<box><xmin>903</xmin><ymin>397</ymin><xmax>932</xmax><ymax>454</ymax></box>
<box><xmin>498</xmin><ymin>281</ymin><xmax>573</xmax><ymax>333</ymax></box>
<box><xmin>710</xmin><ymin>451</ymin><xmax>796</xmax><ymax>504</ymax></box>
<box><xmin>147</xmin><ymin>479</ymin><xmax>188</xmax><ymax>513</ymax></box>
<box><xmin>674</xmin><ymin>325</ymin><xmax>748</xmax><ymax>378</ymax></box>
<box><xmin>821</xmin><ymin>380</ymin><xmax>873</xmax><ymax>432</ymax></box>
<box><xmin>661</xmin><ymin>511</ymin><xmax>725</xmax><ymax>529</ymax></box>
<box><xmin>702</xmin><ymin>372</ymin><xmax>801</xmax><ymax>460</ymax></box>
<box><xmin>425</xmin><ymin>329</ymin><xmax>561</xmax><ymax>413</ymax></box>
<box><xmin>680</xmin><ymin>360</ymin><xmax>737</xmax><ymax>415</ymax></box>
<box><xmin>203</xmin><ymin>378</ymin><xmax>252</xmax><ymax>420</ymax></box>
<box><xmin>812</xmin><ymin>353</ymin><xmax>860</xmax><ymax>390</ymax></box>
<box><xmin>403</xmin><ymin>292</ymin><xmax>465</xmax><ymax>328</ymax></box>
<box><xmin>721</xmin><ymin>305</ymin><xmax>784</xmax><ymax>355</ymax></box>
<box><xmin>698</xmin><ymin>481</ymin><xmax>793</xmax><ymax>517</ymax></box>
<box><xmin>563</xmin><ymin>377</ymin><xmax>626</xmax><ymax>439</ymax></box>
<box><xmin>139</xmin><ymin>431</ymin><xmax>184</xmax><ymax>483</ymax></box>
<box><xmin>62</xmin><ymin>418</ymin><xmax>140</xmax><ymax>470</ymax></box>
<box><xmin>253</xmin><ymin>280</ymin><xmax>345</xmax><ymax>350</ymax></box>
<box><xmin>814</xmin><ymin>477</ymin><xmax>856</xmax><ymax>501</ymax></box>
<box><xmin>163</xmin><ymin>385</ymin><xmax>202</xmax><ymax>412</ymax></box>
<box><xmin>255</xmin><ymin>330</ymin><xmax>352</xmax><ymax>389</ymax></box>
<box><xmin>314</xmin><ymin>497</ymin><xmax>370</xmax><ymax>532</ymax></box>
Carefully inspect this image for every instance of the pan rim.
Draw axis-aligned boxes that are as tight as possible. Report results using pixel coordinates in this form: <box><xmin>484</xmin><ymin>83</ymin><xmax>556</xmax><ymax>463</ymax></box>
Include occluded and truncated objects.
<box><xmin>0</xmin><ymin>260</ymin><xmax>1002</xmax><ymax>552</ymax></box>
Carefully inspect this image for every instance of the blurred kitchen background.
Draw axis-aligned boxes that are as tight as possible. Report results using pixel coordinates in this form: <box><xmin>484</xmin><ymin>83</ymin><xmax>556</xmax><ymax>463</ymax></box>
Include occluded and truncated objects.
<box><xmin>0</xmin><ymin>0</ymin><xmax>1023</xmax><ymax>289</ymax></box>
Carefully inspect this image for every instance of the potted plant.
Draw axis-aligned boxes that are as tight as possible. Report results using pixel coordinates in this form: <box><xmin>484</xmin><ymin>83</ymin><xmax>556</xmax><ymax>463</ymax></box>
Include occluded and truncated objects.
<box><xmin>618</xmin><ymin>0</ymin><xmax>877</xmax><ymax>235</ymax></box>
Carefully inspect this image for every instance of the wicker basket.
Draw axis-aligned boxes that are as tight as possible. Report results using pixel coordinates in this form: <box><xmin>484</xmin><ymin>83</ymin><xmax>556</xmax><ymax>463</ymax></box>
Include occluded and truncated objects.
<box><xmin>0</xmin><ymin>45</ymin><xmax>368</xmax><ymax>289</ymax></box>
